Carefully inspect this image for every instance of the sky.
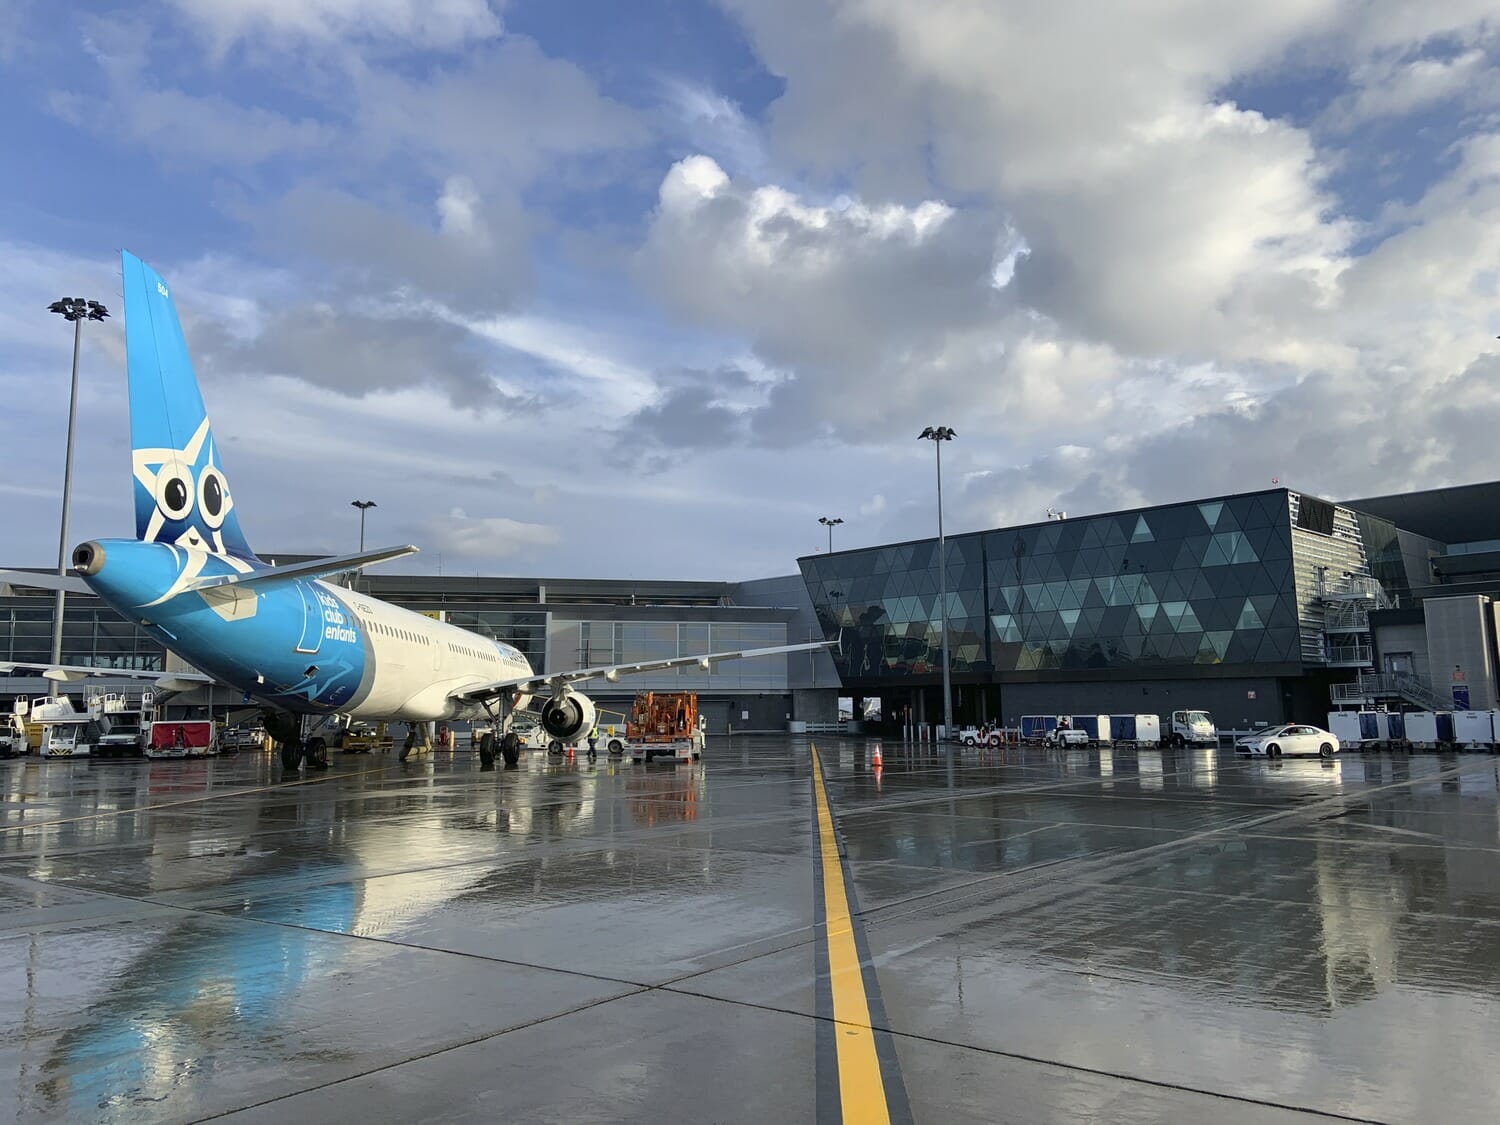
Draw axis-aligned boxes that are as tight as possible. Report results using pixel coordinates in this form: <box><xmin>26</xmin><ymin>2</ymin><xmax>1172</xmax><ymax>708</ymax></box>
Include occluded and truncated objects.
<box><xmin>2</xmin><ymin>1</ymin><xmax>1500</xmax><ymax>582</ymax></box>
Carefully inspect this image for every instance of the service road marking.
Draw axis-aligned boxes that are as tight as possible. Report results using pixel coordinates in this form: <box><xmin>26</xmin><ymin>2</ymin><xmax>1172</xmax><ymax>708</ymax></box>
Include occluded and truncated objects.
<box><xmin>811</xmin><ymin>743</ymin><xmax>910</xmax><ymax>1124</ymax></box>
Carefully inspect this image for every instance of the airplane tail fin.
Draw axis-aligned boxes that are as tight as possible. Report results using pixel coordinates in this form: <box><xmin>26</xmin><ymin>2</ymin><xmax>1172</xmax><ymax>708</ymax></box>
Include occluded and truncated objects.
<box><xmin>121</xmin><ymin>251</ymin><xmax>258</xmax><ymax>560</ymax></box>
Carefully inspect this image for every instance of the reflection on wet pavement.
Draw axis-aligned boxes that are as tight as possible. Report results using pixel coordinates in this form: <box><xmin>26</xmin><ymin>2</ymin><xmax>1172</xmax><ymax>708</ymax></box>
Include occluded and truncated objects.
<box><xmin>1</xmin><ymin>741</ymin><xmax>1498</xmax><ymax>1122</ymax></box>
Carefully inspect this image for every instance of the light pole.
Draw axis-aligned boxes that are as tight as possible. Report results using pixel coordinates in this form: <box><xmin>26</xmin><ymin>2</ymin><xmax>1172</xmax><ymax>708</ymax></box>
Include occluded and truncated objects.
<box><xmin>47</xmin><ymin>297</ymin><xmax>109</xmax><ymax>666</ymax></box>
<box><xmin>818</xmin><ymin>515</ymin><xmax>843</xmax><ymax>553</ymax></box>
<box><xmin>351</xmin><ymin>499</ymin><xmax>376</xmax><ymax>551</ymax></box>
<box><xmin>919</xmin><ymin>425</ymin><xmax>956</xmax><ymax>742</ymax></box>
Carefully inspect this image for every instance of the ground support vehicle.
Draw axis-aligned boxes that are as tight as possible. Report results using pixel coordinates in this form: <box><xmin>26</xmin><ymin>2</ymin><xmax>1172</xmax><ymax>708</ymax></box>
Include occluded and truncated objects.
<box><xmin>607</xmin><ymin>692</ymin><xmax>706</xmax><ymax>762</ymax></box>
<box><xmin>1163</xmin><ymin>709</ymin><xmax>1217</xmax><ymax>747</ymax></box>
<box><xmin>145</xmin><ymin>721</ymin><xmax>217</xmax><ymax>759</ymax></box>
<box><xmin>221</xmin><ymin>725</ymin><xmax>271</xmax><ymax>752</ymax></box>
<box><xmin>339</xmin><ymin>721</ymin><xmax>390</xmax><ymax>753</ymax></box>
<box><xmin>1043</xmin><ymin>724</ymin><xmax>1091</xmax><ymax>748</ymax></box>
<box><xmin>15</xmin><ymin>696</ymin><xmax>99</xmax><ymax>758</ymax></box>
<box><xmin>959</xmin><ymin>726</ymin><xmax>1003</xmax><ymax>748</ymax></box>
<box><xmin>1236</xmin><ymin>723</ymin><xmax>1340</xmax><ymax>759</ymax></box>
<box><xmin>0</xmin><ymin>711</ymin><xmax>27</xmax><ymax>758</ymax></box>
<box><xmin>88</xmin><ymin>692</ymin><xmax>153</xmax><ymax>758</ymax></box>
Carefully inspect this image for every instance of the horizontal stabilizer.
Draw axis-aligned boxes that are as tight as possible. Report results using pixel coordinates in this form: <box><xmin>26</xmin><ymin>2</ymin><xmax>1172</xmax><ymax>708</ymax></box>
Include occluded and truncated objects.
<box><xmin>183</xmin><ymin>544</ymin><xmax>419</xmax><ymax>594</ymax></box>
<box><xmin>0</xmin><ymin>569</ymin><xmax>90</xmax><ymax>594</ymax></box>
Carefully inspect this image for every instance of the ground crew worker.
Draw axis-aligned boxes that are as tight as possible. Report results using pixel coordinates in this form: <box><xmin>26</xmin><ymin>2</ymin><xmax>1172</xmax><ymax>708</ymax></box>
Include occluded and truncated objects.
<box><xmin>587</xmin><ymin>726</ymin><xmax>599</xmax><ymax>760</ymax></box>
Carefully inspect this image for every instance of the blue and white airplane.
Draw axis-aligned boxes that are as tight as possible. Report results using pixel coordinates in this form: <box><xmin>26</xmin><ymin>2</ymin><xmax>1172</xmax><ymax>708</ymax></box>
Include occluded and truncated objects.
<box><xmin>1</xmin><ymin>251</ymin><xmax>826</xmax><ymax>771</ymax></box>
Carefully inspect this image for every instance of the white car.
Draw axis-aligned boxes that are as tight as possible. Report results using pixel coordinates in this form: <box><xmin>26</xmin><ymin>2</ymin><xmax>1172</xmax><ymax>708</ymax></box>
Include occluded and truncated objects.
<box><xmin>1237</xmin><ymin>723</ymin><xmax>1340</xmax><ymax>759</ymax></box>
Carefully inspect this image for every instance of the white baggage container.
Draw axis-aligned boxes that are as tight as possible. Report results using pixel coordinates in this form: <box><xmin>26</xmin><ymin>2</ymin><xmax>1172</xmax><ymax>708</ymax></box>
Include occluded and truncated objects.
<box><xmin>1404</xmin><ymin>711</ymin><xmax>1455</xmax><ymax>746</ymax></box>
<box><xmin>1131</xmin><ymin>714</ymin><xmax>1161</xmax><ymax>746</ymax></box>
<box><xmin>1453</xmin><ymin>710</ymin><xmax>1496</xmax><ymax>748</ymax></box>
<box><xmin>1328</xmin><ymin>711</ymin><xmax>1383</xmax><ymax>747</ymax></box>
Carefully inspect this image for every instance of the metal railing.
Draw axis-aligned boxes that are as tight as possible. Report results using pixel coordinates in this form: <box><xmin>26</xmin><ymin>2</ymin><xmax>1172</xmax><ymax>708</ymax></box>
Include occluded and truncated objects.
<box><xmin>1316</xmin><ymin>571</ymin><xmax>1392</xmax><ymax>607</ymax></box>
<box><xmin>1323</xmin><ymin>600</ymin><xmax>1371</xmax><ymax>632</ymax></box>
<box><xmin>1325</xmin><ymin>643</ymin><xmax>1373</xmax><ymax>666</ymax></box>
<box><xmin>1334</xmin><ymin>671</ymin><xmax>1445</xmax><ymax>711</ymax></box>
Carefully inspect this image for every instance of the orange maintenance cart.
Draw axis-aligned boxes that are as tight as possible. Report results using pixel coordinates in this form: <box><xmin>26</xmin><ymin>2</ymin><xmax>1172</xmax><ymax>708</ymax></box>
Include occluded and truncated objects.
<box><xmin>607</xmin><ymin>691</ymin><xmax>706</xmax><ymax>762</ymax></box>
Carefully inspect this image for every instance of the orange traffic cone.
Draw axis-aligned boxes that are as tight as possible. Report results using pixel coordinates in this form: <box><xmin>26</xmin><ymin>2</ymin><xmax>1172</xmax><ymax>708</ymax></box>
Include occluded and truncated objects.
<box><xmin>871</xmin><ymin>744</ymin><xmax>883</xmax><ymax>767</ymax></box>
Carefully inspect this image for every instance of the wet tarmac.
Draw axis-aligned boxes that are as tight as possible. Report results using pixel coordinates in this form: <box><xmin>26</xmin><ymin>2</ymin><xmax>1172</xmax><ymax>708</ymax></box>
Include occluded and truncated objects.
<box><xmin>3</xmin><ymin>740</ymin><xmax>1499</xmax><ymax>1123</ymax></box>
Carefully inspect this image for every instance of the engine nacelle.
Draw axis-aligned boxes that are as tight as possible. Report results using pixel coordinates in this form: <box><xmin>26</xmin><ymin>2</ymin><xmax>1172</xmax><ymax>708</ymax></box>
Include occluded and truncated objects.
<box><xmin>540</xmin><ymin>692</ymin><xmax>596</xmax><ymax>741</ymax></box>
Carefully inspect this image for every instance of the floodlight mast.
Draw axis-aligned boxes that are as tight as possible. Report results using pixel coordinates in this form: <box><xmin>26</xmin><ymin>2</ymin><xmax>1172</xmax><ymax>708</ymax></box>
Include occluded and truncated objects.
<box><xmin>818</xmin><ymin>515</ymin><xmax>844</xmax><ymax>554</ymax></box>
<box><xmin>918</xmin><ymin>426</ymin><xmax>956</xmax><ymax>743</ymax></box>
<box><xmin>351</xmin><ymin>499</ymin><xmax>377</xmax><ymax>552</ymax></box>
<box><xmin>46</xmin><ymin>297</ymin><xmax>109</xmax><ymax>665</ymax></box>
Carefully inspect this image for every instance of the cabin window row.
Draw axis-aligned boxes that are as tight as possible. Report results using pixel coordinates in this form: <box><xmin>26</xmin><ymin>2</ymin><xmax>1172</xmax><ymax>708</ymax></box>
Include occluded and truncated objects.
<box><xmin>366</xmin><ymin>620</ymin><xmax>428</xmax><ymax>645</ymax></box>
<box><xmin>446</xmin><ymin>642</ymin><xmax>498</xmax><ymax>663</ymax></box>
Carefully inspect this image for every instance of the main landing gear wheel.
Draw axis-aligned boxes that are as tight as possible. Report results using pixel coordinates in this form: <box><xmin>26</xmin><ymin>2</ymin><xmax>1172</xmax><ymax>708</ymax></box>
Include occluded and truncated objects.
<box><xmin>500</xmin><ymin>732</ymin><xmax>521</xmax><ymax>768</ymax></box>
<box><xmin>479</xmin><ymin>733</ymin><xmax>496</xmax><ymax>767</ymax></box>
<box><xmin>399</xmin><ymin>731</ymin><xmax>415</xmax><ymax>762</ymax></box>
<box><xmin>305</xmin><ymin>737</ymin><xmax>329</xmax><ymax>771</ymax></box>
<box><xmin>280</xmin><ymin>741</ymin><xmax>302</xmax><ymax>772</ymax></box>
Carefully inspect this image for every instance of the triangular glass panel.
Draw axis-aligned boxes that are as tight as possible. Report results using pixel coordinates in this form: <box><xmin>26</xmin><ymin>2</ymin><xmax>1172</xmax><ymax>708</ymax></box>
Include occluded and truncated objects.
<box><xmin>1132</xmin><ymin>515</ymin><xmax>1154</xmax><ymax>542</ymax></box>
<box><xmin>1198</xmin><ymin>501</ymin><xmax>1224</xmax><ymax>530</ymax></box>
<box><xmin>1236</xmin><ymin>598</ymin><xmax>1264</xmax><ymax>630</ymax></box>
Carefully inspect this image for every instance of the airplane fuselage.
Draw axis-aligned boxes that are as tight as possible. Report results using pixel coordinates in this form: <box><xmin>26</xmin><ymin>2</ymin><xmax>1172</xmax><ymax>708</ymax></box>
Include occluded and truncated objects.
<box><xmin>79</xmin><ymin>538</ymin><xmax>533</xmax><ymax>721</ymax></box>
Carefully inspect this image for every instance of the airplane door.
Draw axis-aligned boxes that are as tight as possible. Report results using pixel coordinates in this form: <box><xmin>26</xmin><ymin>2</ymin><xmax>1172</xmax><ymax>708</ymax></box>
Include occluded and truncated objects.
<box><xmin>294</xmin><ymin>585</ymin><xmax>324</xmax><ymax>655</ymax></box>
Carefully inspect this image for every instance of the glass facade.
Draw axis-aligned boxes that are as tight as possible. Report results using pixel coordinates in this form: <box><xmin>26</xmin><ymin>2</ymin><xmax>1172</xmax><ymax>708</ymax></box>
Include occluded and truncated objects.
<box><xmin>0</xmin><ymin>603</ymin><xmax>165</xmax><ymax>670</ymax></box>
<box><xmin>800</xmin><ymin>491</ymin><xmax>1307</xmax><ymax>685</ymax></box>
<box><xmin>437</xmin><ymin>609</ymin><xmax>547</xmax><ymax>673</ymax></box>
<box><xmin>555</xmin><ymin>620</ymin><xmax>787</xmax><ymax>690</ymax></box>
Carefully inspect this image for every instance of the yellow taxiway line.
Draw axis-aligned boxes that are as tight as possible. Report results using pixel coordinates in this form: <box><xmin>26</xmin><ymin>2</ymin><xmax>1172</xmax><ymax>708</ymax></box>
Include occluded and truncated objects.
<box><xmin>811</xmin><ymin>743</ymin><xmax>891</xmax><ymax>1124</ymax></box>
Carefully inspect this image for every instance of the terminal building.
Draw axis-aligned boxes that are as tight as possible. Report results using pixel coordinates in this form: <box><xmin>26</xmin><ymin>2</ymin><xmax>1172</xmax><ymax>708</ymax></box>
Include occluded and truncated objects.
<box><xmin>798</xmin><ymin>484</ymin><xmax>1498</xmax><ymax>732</ymax></box>
<box><xmin>4</xmin><ymin>480</ymin><xmax>1500</xmax><ymax>736</ymax></box>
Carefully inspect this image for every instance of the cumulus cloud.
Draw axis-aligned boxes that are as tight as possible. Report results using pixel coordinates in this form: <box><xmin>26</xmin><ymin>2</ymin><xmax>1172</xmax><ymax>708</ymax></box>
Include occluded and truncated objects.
<box><xmin>639</xmin><ymin>155</ymin><xmax>1009</xmax><ymax>443</ymax></box>
<box><xmin>609</xmin><ymin>1</ymin><xmax>1500</xmax><ymax>537</ymax></box>
<box><xmin>434</xmin><ymin>508</ymin><xmax>560</xmax><ymax>559</ymax></box>
<box><xmin>167</xmin><ymin>0</ymin><xmax>503</xmax><ymax>51</ymax></box>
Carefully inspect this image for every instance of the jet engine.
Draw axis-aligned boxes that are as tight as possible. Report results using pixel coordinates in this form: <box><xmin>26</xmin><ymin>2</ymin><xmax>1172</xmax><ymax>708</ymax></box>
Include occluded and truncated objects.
<box><xmin>540</xmin><ymin>691</ymin><xmax>596</xmax><ymax>741</ymax></box>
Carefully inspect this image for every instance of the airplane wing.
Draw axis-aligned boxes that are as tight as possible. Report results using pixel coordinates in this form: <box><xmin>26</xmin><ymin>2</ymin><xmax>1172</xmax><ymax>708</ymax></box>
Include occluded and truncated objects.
<box><xmin>0</xmin><ymin>660</ymin><xmax>214</xmax><ymax>688</ymax></box>
<box><xmin>182</xmin><ymin>544</ymin><xmax>419</xmax><ymax>593</ymax></box>
<box><xmin>451</xmin><ymin>641</ymin><xmax>834</xmax><ymax>704</ymax></box>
